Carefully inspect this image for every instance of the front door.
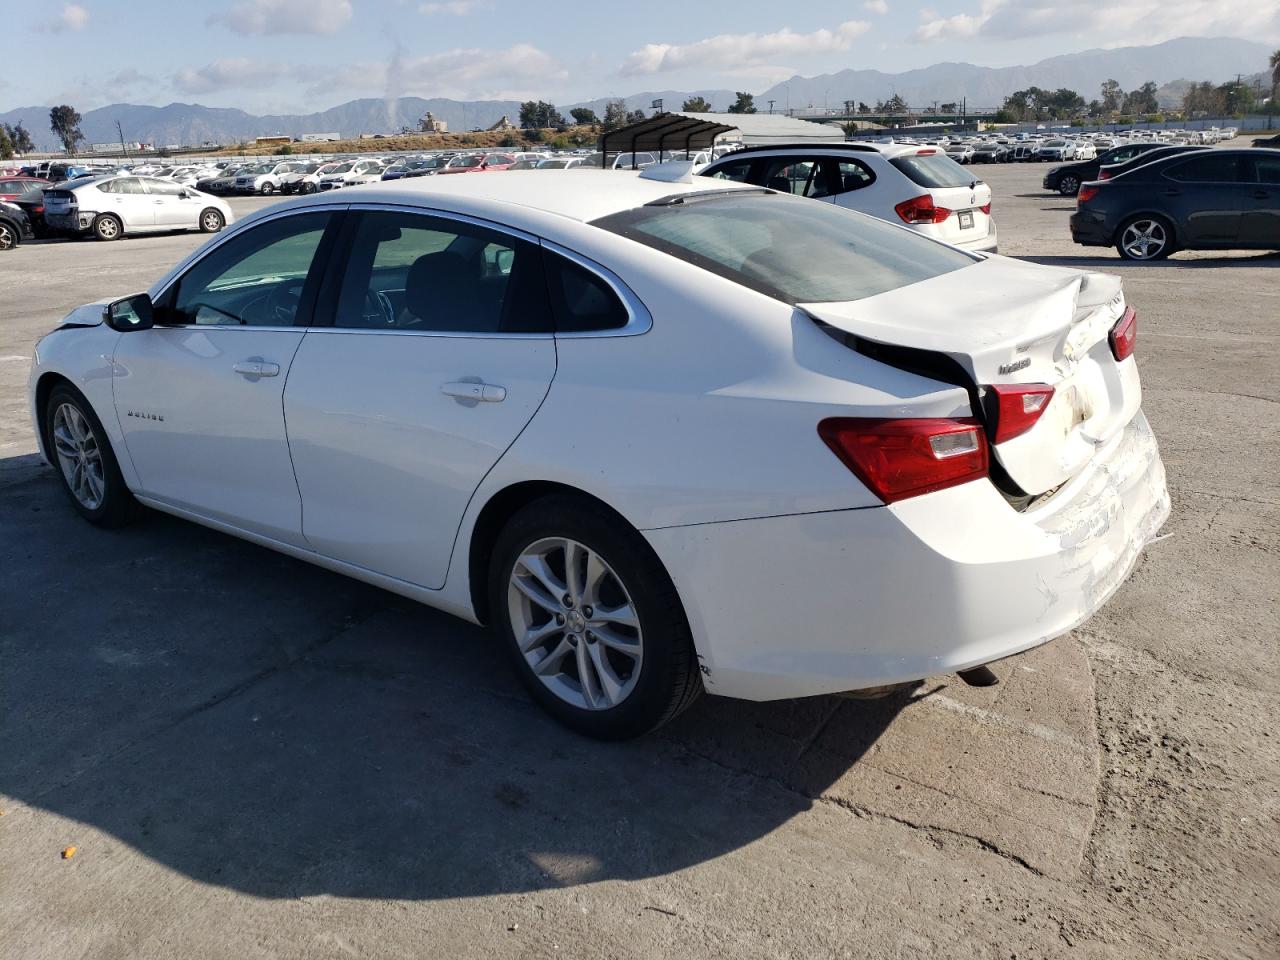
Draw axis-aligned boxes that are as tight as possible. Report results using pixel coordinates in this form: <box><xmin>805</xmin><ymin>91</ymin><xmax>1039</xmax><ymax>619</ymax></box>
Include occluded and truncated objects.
<box><xmin>112</xmin><ymin>210</ymin><xmax>338</xmax><ymax>545</ymax></box>
<box><xmin>1159</xmin><ymin>153</ymin><xmax>1245</xmax><ymax>244</ymax></box>
<box><xmin>144</xmin><ymin>177</ymin><xmax>202</xmax><ymax>228</ymax></box>
<box><xmin>283</xmin><ymin>208</ymin><xmax>557</xmax><ymax>588</ymax></box>
<box><xmin>1242</xmin><ymin>153</ymin><xmax>1280</xmax><ymax>246</ymax></box>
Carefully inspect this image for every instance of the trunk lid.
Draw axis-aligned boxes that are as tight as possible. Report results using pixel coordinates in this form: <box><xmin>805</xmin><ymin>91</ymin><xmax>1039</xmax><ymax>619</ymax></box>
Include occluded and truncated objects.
<box><xmin>889</xmin><ymin>149</ymin><xmax>992</xmax><ymax>245</ymax></box>
<box><xmin>801</xmin><ymin>256</ymin><xmax>1141</xmax><ymax>496</ymax></box>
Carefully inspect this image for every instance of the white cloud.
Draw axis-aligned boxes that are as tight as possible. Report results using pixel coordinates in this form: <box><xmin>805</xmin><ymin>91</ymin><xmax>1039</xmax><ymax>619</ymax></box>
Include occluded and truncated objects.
<box><xmin>864</xmin><ymin>0</ymin><xmax>889</xmax><ymax>14</ymax></box>
<box><xmin>209</xmin><ymin>0</ymin><xmax>352</xmax><ymax>35</ymax></box>
<box><xmin>621</xmin><ymin>21</ymin><xmax>872</xmax><ymax>76</ymax></box>
<box><xmin>173</xmin><ymin>58</ymin><xmax>303</xmax><ymax>95</ymax></box>
<box><xmin>913</xmin><ymin>0</ymin><xmax>1280</xmax><ymax>45</ymax></box>
<box><xmin>39</xmin><ymin>3</ymin><xmax>90</xmax><ymax>33</ymax></box>
<box><xmin>418</xmin><ymin>0</ymin><xmax>486</xmax><ymax>13</ymax></box>
<box><xmin>315</xmin><ymin>44</ymin><xmax>568</xmax><ymax>101</ymax></box>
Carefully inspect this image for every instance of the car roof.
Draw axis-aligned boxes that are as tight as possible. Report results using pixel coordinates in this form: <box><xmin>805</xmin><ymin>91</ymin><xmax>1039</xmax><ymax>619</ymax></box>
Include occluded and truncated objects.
<box><xmin>277</xmin><ymin>169</ymin><xmax>760</xmax><ymax>225</ymax></box>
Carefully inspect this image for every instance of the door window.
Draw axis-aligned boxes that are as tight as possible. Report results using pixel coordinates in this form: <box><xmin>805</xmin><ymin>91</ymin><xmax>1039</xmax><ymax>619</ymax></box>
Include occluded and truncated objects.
<box><xmin>760</xmin><ymin>158</ymin><xmax>829</xmax><ymax>198</ymax></box>
<box><xmin>829</xmin><ymin>160</ymin><xmax>876</xmax><ymax>195</ymax></box>
<box><xmin>165</xmin><ymin>212</ymin><xmax>332</xmax><ymax>327</ymax></box>
<box><xmin>144</xmin><ymin>179</ymin><xmax>184</xmax><ymax>196</ymax></box>
<box><xmin>1164</xmin><ymin>155</ymin><xmax>1243</xmax><ymax>183</ymax></box>
<box><xmin>1251</xmin><ymin>156</ymin><xmax>1280</xmax><ymax>184</ymax></box>
<box><xmin>704</xmin><ymin>158</ymin><xmax>753</xmax><ymax>182</ymax></box>
<box><xmin>331</xmin><ymin>211</ymin><xmax>551</xmax><ymax>333</ymax></box>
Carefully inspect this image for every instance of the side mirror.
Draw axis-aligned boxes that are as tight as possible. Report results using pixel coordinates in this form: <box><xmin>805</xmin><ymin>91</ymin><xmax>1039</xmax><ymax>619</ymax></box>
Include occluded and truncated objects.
<box><xmin>105</xmin><ymin>293</ymin><xmax>155</xmax><ymax>332</ymax></box>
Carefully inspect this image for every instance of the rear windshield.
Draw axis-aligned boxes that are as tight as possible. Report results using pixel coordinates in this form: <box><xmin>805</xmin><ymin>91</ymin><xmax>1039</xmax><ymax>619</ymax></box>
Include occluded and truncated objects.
<box><xmin>890</xmin><ymin>152</ymin><xmax>976</xmax><ymax>188</ymax></box>
<box><xmin>593</xmin><ymin>192</ymin><xmax>973</xmax><ymax>304</ymax></box>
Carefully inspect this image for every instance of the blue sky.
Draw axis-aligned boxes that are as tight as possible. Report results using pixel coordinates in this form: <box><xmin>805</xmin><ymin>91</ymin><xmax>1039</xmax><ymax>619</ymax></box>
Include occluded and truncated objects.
<box><xmin>3</xmin><ymin>0</ymin><xmax>1277</xmax><ymax>113</ymax></box>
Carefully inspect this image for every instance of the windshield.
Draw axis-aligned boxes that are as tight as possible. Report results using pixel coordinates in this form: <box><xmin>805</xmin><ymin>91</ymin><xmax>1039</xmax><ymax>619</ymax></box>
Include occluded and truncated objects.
<box><xmin>593</xmin><ymin>192</ymin><xmax>973</xmax><ymax>305</ymax></box>
<box><xmin>331</xmin><ymin>163</ymin><xmax>354</xmax><ymax>173</ymax></box>
<box><xmin>454</xmin><ymin>156</ymin><xmax>484</xmax><ymax>168</ymax></box>
<box><xmin>890</xmin><ymin>152</ymin><xmax>976</xmax><ymax>188</ymax></box>
<box><xmin>537</xmin><ymin>159</ymin><xmax>570</xmax><ymax>168</ymax></box>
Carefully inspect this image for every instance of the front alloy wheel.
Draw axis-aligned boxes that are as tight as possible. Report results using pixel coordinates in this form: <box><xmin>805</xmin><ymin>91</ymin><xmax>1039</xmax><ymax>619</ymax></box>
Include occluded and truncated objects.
<box><xmin>508</xmin><ymin>537</ymin><xmax>643</xmax><ymax>711</ymax></box>
<box><xmin>51</xmin><ymin>402</ymin><xmax>105</xmax><ymax>511</ymax></box>
<box><xmin>1058</xmin><ymin>175</ymin><xmax>1080</xmax><ymax>196</ymax></box>
<box><xmin>0</xmin><ymin>221</ymin><xmax>15</xmax><ymax>250</ymax></box>
<box><xmin>1117</xmin><ymin>217</ymin><xmax>1173</xmax><ymax>260</ymax></box>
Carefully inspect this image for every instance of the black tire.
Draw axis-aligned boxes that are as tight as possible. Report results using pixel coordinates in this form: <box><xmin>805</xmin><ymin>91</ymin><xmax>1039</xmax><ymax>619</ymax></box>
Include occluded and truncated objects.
<box><xmin>1115</xmin><ymin>214</ymin><xmax>1176</xmax><ymax>261</ymax></box>
<box><xmin>0</xmin><ymin>218</ymin><xmax>18</xmax><ymax>251</ymax></box>
<box><xmin>1058</xmin><ymin>175</ymin><xmax>1081</xmax><ymax>196</ymax></box>
<box><xmin>93</xmin><ymin>213</ymin><xmax>122</xmax><ymax>241</ymax></box>
<box><xmin>43</xmin><ymin>383</ymin><xmax>141</xmax><ymax>527</ymax></box>
<box><xmin>488</xmin><ymin>494</ymin><xmax>702</xmax><ymax>740</ymax></box>
<box><xmin>199</xmin><ymin>207</ymin><xmax>225</xmax><ymax>233</ymax></box>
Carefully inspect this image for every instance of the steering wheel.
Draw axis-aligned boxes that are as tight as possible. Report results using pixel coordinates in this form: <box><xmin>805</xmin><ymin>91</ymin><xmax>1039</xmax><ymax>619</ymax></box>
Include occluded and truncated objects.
<box><xmin>264</xmin><ymin>279</ymin><xmax>306</xmax><ymax>325</ymax></box>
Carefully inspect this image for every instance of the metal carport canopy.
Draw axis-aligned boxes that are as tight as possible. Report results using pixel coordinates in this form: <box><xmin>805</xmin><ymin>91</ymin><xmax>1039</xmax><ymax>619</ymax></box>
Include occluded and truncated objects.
<box><xmin>598</xmin><ymin>113</ymin><xmax>737</xmax><ymax>168</ymax></box>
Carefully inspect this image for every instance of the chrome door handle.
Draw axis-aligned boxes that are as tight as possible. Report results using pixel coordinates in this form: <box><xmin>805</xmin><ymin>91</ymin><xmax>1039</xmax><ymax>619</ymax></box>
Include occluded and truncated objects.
<box><xmin>442</xmin><ymin>381</ymin><xmax>506</xmax><ymax>402</ymax></box>
<box><xmin>233</xmin><ymin>360</ymin><xmax>280</xmax><ymax>378</ymax></box>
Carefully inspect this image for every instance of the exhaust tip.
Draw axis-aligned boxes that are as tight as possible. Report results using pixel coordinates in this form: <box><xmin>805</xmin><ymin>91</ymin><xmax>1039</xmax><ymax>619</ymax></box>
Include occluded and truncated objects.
<box><xmin>956</xmin><ymin>665</ymin><xmax>1000</xmax><ymax>687</ymax></box>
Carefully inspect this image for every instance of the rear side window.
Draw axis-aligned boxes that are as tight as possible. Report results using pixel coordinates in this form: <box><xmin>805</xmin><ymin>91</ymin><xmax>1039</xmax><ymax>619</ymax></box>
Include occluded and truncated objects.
<box><xmin>1250</xmin><ymin>156</ymin><xmax>1280</xmax><ymax>184</ymax></box>
<box><xmin>593</xmin><ymin>192</ymin><xmax>973</xmax><ymax>305</ymax></box>
<box><xmin>831</xmin><ymin>160</ymin><xmax>875</xmax><ymax>195</ymax></box>
<box><xmin>1164</xmin><ymin>155</ymin><xmax>1242</xmax><ymax>183</ymax></box>
<box><xmin>543</xmin><ymin>252</ymin><xmax>629</xmax><ymax>332</ymax></box>
<box><xmin>890</xmin><ymin>152</ymin><xmax>974</xmax><ymax>188</ymax></box>
<box><xmin>704</xmin><ymin>158</ymin><xmax>753</xmax><ymax>182</ymax></box>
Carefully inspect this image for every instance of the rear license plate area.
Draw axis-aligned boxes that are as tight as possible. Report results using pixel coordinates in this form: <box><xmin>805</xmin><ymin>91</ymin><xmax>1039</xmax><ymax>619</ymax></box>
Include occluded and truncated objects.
<box><xmin>958</xmin><ymin>210</ymin><xmax>974</xmax><ymax>229</ymax></box>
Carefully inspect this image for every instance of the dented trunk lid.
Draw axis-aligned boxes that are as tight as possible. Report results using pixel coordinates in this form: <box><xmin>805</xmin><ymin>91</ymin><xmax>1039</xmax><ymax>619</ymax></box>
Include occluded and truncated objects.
<box><xmin>801</xmin><ymin>256</ymin><xmax>1142</xmax><ymax>496</ymax></box>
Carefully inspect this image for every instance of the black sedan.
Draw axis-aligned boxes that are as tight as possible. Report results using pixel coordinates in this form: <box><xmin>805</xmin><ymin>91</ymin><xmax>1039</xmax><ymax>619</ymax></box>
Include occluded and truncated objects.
<box><xmin>1043</xmin><ymin>142</ymin><xmax>1165</xmax><ymax>196</ymax></box>
<box><xmin>0</xmin><ymin>199</ymin><xmax>34</xmax><ymax>250</ymax></box>
<box><xmin>1095</xmin><ymin>144</ymin><xmax>1207</xmax><ymax>182</ymax></box>
<box><xmin>1253</xmin><ymin>133</ymin><xmax>1280</xmax><ymax>148</ymax></box>
<box><xmin>1070</xmin><ymin>149</ymin><xmax>1280</xmax><ymax>260</ymax></box>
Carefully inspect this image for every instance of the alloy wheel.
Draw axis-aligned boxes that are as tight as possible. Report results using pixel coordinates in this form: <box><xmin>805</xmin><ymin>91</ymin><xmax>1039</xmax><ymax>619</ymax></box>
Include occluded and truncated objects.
<box><xmin>51</xmin><ymin>402</ymin><xmax>105</xmax><ymax>510</ymax></box>
<box><xmin>96</xmin><ymin>217</ymin><xmax>119</xmax><ymax>240</ymax></box>
<box><xmin>201</xmin><ymin>210</ymin><xmax>223</xmax><ymax>231</ymax></box>
<box><xmin>0</xmin><ymin>223</ymin><xmax>13</xmax><ymax>250</ymax></box>
<box><xmin>1060</xmin><ymin>176</ymin><xmax>1080</xmax><ymax>196</ymax></box>
<box><xmin>1120</xmin><ymin>219</ymin><xmax>1168</xmax><ymax>259</ymax></box>
<box><xmin>507</xmin><ymin>537</ymin><xmax>643</xmax><ymax>711</ymax></box>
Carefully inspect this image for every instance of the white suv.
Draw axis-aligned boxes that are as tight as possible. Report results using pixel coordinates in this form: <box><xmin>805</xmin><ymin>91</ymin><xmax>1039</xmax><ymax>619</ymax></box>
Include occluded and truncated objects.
<box><xmin>699</xmin><ymin>142</ymin><xmax>997</xmax><ymax>254</ymax></box>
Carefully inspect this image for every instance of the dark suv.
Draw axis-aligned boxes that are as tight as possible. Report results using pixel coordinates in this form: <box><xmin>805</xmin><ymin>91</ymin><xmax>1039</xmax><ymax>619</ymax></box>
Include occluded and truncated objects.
<box><xmin>1042</xmin><ymin>142</ymin><xmax>1164</xmax><ymax>196</ymax></box>
<box><xmin>1070</xmin><ymin>149</ymin><xmax>1280</xmax><ymax>260</ymax></box>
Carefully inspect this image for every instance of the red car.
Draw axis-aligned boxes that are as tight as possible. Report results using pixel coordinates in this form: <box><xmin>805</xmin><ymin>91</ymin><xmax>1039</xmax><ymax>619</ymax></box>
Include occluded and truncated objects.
<box><xmin>437</xmin><ymin>153</ymin><xmax>517</xmax><ymax>174</ymax></box>
<box><xmin>0</xmin><ymin>177</ymin><xmax>50</xmax><ymax>201</ymax></box>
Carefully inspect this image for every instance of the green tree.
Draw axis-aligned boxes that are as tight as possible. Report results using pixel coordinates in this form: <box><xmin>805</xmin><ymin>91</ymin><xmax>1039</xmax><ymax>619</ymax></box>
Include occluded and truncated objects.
<box><xmin>1269</xmin><ymin>49</ymin><xmax>1280</xmax><ymax>128</ymax></box>
<box><xmin>601</xmin><ymin>100</ymin><xmax>628</xmax><ymax>132</ymax></box>
<box><xmin>881</xmin><ymin>93</ymin><xmax>908</xmax><ymax>114</ymax></box>
<box><xmin>1100</xmin><ymin>79</ymin><xmax>1123</xmax><ymax>114</ymax></box>
<box><xmin>49</xmin><ymin>104</ymin><xmax>84</xmax><ymax>154</ymax></box>
<box><xmin>626</xmin><ymin>109</ymin><xmax>646</xmax><ymax>124</ymax></box>
<box><xmin>727</xmin><ymin>92</ymin><xmax>757</xmax><ymax>114</ymax></box>
<box><xmin>1121</xmin><ymin>82</ymin><xmax>1159</xmax><ymax>115</ymax></box>
<box><xmin>939</xmin><ymin>101</ymin><xmax>958</xmax><ymax>112</ymax></box>
<box><xmin>518</xmin><ymin>100</ymin><xmax>564</xmax><ymax>129</ymax></box>
<box><xmin>682</xmin><ymin>96</ymin><xmax>712</xmax><ymax>112</ymax></box>
<box><xmin>5</xmin><ymin>123</ymin><xmax>35</xmax><ymax>154</ymax></box>
<box><xmin>0</xmin><ymin>125</ymin><xmax>13</xmax><ymax>160</ymax></box>
<box><xmin>857</xmin><ymin>101</ymin><xmax>871</xmax><ymax>114</ymax></box>
<box><xmin>1218</xmin><ymin>80</ymin><xmax>1251</xmax><ymax>116</ymax></box>
<box><xmin>569</xmin><ymin>107</ymin><xmax>598</xmax><ymax>125</ymax></box>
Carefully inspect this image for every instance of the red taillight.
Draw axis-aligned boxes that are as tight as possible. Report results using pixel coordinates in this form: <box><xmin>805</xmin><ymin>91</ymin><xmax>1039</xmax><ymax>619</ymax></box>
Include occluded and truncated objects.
<box><xmin>894</xmin><ymin>194</ymin><xmax>951</xmax><ymax>224</ymax></box>
<box><xmin>1110</xmin><ymin>306</ymin><xmax>1137</xmax><ymax>361</ymax></box>
<box><xmin>1098</xmin><ymin>169</ymin><xmax>1113</xmax><ymax>180</ymax></box>
<box><xmin>979</xmin><ymin>202</ymin><xmax>991</xmax><ymax>215</ymax></box>
<box><xmin>1077</xmin><ymin>184</ymin><xmax>1100</xmax><ymax>204</ymax></box>
<box><xmin>916</xmin><ymin>148</ymin><xmax>937</xmax><ymax>155</ymax></box>
<box><xmin>986</xmin><ymin>384</ymin><xmax>1055</xmax><ymax>444</ymax></box>
<box><xmin>818</xmin><ymin>418</ymin><xmax>988</xmax><ymax>504</ymax></box>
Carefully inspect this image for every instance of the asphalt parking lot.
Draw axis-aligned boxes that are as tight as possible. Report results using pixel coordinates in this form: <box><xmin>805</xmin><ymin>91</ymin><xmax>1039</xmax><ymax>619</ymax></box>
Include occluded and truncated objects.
<box><xmin>2</xmin><ymin>147</ymin><xmax>1277</xmax><ymax>959</ymax></box>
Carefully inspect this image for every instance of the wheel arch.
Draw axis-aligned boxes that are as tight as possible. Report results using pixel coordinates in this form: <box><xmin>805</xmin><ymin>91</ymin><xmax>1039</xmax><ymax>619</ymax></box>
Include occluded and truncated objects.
<box><xmin>465</xmin><ymin>480</ymin><xmax>645</xmax><ymax>627</ymax></box>
<box><xmin>33</xmin><ymin>371</ymin><xmax>79</xmax><ymax>460</ymax></box>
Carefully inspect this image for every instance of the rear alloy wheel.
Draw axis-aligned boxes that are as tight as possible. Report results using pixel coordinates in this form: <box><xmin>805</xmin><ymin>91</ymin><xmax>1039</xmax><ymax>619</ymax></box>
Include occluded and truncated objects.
<box><xmin>259</xmin><ymin>182</ymin><xmax>275</xmax><ymax>196</ymax></box>
<box><xmin>490</xmin><ymin>495</ymin><xmax>701</xmax><ymax>739</ymax></box>
<box><xmin>1116</xmin><ymin>216</ymin><xmax>1174</xmax><ymax>261</ymax></box>
<box><xmin>1058</xmin><ymin>175</ymin><xmax>1081</xmax><ymax>196</ymax></box>
<box><xmin>93</xmin><ymin>214</ymin><xmax>122</xmax><ymax>241</ymax></box>
<box><xmin>44</xmin><ymin>384</ymin><xmax>140</xmax><ymax>527</ymax></box>
<box><xmin>199</xmin><ymin>208</ymin><xmax>225</xmax><ymax>233</ymax></box>
<box><xmin>0</xmin><ymin>220</ymin><xmax>15</xmax><ymax>251</ymax></box>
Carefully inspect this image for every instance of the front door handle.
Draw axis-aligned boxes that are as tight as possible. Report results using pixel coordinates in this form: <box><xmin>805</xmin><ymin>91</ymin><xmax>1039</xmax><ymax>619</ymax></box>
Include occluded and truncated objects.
<box><xmin>1253</xmin><ymin>190</ymin><xmax>1269</xmax><ymax>199</ymax></box>
<box><xmin>442</xmin><ymin>380</ymin><xmax>506</xmax><ymax>403</ymax></box>
<box><xmin>1163</xmin><ymin>189</ymin><xmax>1181</xmax><ymax>196</ymax></box>
<box><xmin>233</xmin><ymin>360</ymin><xmax>280</xmax><ymax>378</ymax></box>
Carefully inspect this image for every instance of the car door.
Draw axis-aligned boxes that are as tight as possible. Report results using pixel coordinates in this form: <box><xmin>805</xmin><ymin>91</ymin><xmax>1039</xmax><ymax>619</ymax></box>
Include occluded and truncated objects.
<box><xmin>757</xmin><ymin>156</ymin><xmax>831</xmax><ymax>199</ymax></box>
<box><xmin>143</xmin><ymin>177</ymin><xmax>200</xmax><ymax>228</ymax></box>
<box><xmin>282</xmin><ymin>207</ymin><xmax>557</xmax><ymax>588</ymax></box>
<box><xmin>98</xmin><ymin>177</ymin><xmax>155</xmax><ymax>230</ymax></box>
<box><xmin>1241</xmin><ymin>154</ymin><xmax>1280</xmax><ymax>246</ymax></box>
<box><xmin>1159</xmin><ymin>153</ymin><xmax>1246</xmax><ymax>244</ymax></box>
<box><xmin>818</xmin><ymin>157</ymin><xmax>879</xmax><ymax>215</ymax></box>
<box><xmin>112</xmin><ymin>210</ymin><xmax>339</xmax><ymax>545</ymax></box>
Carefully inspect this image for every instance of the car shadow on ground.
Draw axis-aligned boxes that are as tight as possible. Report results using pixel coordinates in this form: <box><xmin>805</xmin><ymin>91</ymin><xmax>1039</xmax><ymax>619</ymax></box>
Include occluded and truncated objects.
<box><xmin>1025</xmin><ymin>252</ymin><xmax>1280</xmax><ymax>269</ymax></box>
<box><xmin>0</xmin><ymin>454</ymin><xmax>911</xmax><ymax>901</ymax></box>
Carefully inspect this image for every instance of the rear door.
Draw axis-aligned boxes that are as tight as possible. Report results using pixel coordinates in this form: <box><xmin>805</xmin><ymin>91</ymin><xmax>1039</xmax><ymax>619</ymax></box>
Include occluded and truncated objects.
<box><xmin>94</xmin><ymin>177</ymin><xmax>155</xmax><ymax>230</ymax></box>
<box><xmin>1159</xmin><ymin>153</ymin><xmax>1246</xmax><ymax>243</ymax></box>
<box><xmin>889</xmin><ymin>149</ymin><xmax>992</xmax><ymax>244</ymax></box>
<box><xmin>282</xmin><ymin>207</ymin><xmax>557</xmax><ymax>589</ymax></box>
<box><xmin>1241</xmin><ymin>153</ymin><xmax>1280</xmax><ymax>246</ymax></box>
<box><xmin>757</xmin><ymin>156</ymin><xmax>831</xmax><ymax>198</ymax></box>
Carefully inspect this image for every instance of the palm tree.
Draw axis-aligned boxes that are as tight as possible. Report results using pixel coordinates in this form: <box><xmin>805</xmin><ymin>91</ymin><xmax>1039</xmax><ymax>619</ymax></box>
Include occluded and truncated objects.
<box><xmin>1271</xmin><ymin>49</ymin><xmax>1280</xmax><ymax>129</ymax></box>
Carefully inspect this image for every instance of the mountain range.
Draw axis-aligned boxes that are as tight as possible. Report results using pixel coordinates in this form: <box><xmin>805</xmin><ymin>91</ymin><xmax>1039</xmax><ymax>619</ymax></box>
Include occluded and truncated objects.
<box><xmin>1</xmin><ymin>37</ymin><xmax>1271</xmax><ymax>151</ymax></box>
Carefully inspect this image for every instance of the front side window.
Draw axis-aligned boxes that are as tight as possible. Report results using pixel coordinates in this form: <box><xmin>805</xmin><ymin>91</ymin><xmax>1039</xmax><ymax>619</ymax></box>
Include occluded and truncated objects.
<box><xmin>1249</xmin><ymin>156</ymin><xmax>1280</xmax><ymax>184</ymax></box>
<box><xmin>166</xmin><ymin>212</ymin><xmax>332</xmax><ymax>326</ymax></box>
<box><xmin>145</xmin><ymin>179</ymin><xmax>183</xmax><ymax>196</ymax></box>
<box><xmin>331</xmin><ymin>211</ymin><xmax>550</xmax><ymax>334</ymax></box>
<box><xmin>594</xmin><ymin>192</ymin><xmax>974</xmax><ymax>305</ymax></box>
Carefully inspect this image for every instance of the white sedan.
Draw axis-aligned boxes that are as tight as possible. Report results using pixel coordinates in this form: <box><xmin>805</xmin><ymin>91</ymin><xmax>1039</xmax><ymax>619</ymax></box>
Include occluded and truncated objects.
<box><xmin>41</xmin><ymin>175</ymin><xmax>233</xmax><ymax>241</ymax></box>
<box><xmin>27</xmin><ymin>171</ymin><xmax>1168</xmax><ymax>738</ymax></box>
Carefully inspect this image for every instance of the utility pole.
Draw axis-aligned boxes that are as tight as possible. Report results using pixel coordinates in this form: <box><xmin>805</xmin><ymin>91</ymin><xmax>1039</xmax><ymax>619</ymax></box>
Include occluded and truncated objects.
<box><xmin>767</xmin><ymin>100</ymin><xmax>775</xmax><ymax>115</ymax></box>
<box><xmin>115</xmin><ymin>120</ymin><xmax>130</xmax><ymax>161</ymax></box>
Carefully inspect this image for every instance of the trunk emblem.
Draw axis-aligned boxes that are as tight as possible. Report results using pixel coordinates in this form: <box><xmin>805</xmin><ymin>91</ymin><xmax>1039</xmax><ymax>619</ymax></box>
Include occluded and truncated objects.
<box><xmin>998</xmin><ymin>357</ymin><xmax>1031</xmax><ymax>375</ymax></box>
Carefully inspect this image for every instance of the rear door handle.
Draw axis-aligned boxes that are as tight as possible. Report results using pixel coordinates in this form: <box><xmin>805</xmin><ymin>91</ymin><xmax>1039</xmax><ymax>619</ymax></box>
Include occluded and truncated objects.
<box><xmin>442</xmin><ymin>381</ymin><xmax>506</xmax><ymax>402</ymax></box>
<box><xmin>233</xmin><ymin>360</ymin><xmax>280</xmax><ymax>378</ymax></box>
<box><xmin>1163</xmin><ymin>189</ymin><xmax>1181</xmax><ymax>196</ymax></box>
<box><xmin>1253</xmin><ymin>190</ymin><xmax>1269</xmax><ymax>199</ymax></box>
